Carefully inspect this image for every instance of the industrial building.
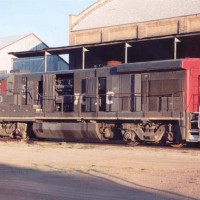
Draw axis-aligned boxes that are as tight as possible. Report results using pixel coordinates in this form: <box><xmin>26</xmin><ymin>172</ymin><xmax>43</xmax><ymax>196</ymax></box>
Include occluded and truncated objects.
<box><xmin>11</xmin><ymin>0</ymin><xmax>200</xmax><ymax>70</ymax></box>
<box><xmin>0</xmin><ymin>33</ymin><xmax>68</xmax><ymax>73</ymax></box>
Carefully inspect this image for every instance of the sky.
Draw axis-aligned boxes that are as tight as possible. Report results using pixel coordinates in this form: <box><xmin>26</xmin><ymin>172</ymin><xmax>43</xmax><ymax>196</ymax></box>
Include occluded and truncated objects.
<box><xmin>0</xmin><ymin>0</ymin><xmax>97</xmax><ymax>47</ymax></box>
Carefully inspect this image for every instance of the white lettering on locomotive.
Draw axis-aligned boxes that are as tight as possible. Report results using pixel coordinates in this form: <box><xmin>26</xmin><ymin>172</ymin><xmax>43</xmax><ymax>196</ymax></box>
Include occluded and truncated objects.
<box><xmin>74</xmin><ymin>93</ymin><xmax>80</xmax><ymax>105</ymax></box>
<box><xmin>74</xmin><ymin>93</ymin><xmax>86</xmax><ymax>105</ymax></box>
<box><xmin>106</xmin><ymin>91</ymin><xmax>114</xmax><ymax>104</ymax></box>
<box><xmin>80</xmin><ymin>93</ymin><xmax>86</xmax><ymax>105</ymax></box>
<box><xmin>22</xmin><ymin>85</ymin><xmax>26</xmax><ymax>98</ymax></box>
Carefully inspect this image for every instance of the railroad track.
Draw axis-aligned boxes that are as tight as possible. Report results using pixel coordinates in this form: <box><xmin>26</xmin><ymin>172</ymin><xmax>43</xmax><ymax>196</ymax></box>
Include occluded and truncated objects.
<box><xmin>0</xmin><ymin>137</ymin><xmax>200</xmax><ymax>151</ymax></box>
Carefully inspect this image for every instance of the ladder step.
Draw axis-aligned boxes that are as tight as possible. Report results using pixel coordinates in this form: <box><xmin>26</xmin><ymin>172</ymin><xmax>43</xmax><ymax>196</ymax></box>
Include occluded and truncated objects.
<box><xmin>191</xmin><ymin>120</ymin><xmax>198</xmax><ymax>123</ymax></box>
<box><xmin>189</xmin><ymin>135</ymin><xmax>199</xmax><ymax>142</ymax></box>
<box><xmin>189</xmin><ymin>129</ymin><xmax>199</xmax><ymax>133</ymax></box>
<box><xmin>36</xmin><ymin>108</ymin><xmax>43</xmax><ymax>113</ymax></box>
<box><xmin>33</xmin><ymin>104</ymin><xmax>41</xmax><ymax>109</ymax></box>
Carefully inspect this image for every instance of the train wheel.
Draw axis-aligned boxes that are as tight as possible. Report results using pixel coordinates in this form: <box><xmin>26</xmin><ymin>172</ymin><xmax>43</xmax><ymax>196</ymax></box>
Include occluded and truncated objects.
<box><xmin>16</xmin><ymin>123</ymin><xmax>28</xmax><ymax>140</ymax></box>
<box><xmin>169</xmin><ymin>143</ymin><xmax>183</xmax><ymax>148</ymax></box>
<box><xmin>123</xmin><ymin>130</ymin><xmax>140</xmax><ymax>146</ymax></box>
<box><xmin>160</xmin><ymin>137</ymin><xmax>183</xmax><ymax>148</ymax></box>
<box><xmin>127</xmin><ymin>140</ymin><xmax>139</xmax><ymax>146</ymax></box>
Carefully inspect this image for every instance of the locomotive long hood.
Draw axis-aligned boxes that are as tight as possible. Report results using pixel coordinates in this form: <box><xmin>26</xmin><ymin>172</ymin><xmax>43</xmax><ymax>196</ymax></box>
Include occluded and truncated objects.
<box><xmin>116</xmin><ymin>59</ymin><xmax>182</xmax><ymax>73</ymax></box>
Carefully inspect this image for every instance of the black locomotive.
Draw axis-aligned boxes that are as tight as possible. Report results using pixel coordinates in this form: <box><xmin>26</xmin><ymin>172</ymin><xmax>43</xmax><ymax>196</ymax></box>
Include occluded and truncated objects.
<box><xmin>0</xmin><ymin>58</ymin><xmax>200</xmax><ymax>145</ymax></box>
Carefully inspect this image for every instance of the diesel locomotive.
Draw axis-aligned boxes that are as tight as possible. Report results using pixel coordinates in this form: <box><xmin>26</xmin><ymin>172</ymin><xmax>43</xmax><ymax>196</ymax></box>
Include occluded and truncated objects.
<box><xmin>0</xmin><ymin>58</ymin><xmax>200</xmax><ymax>145</ymax></box>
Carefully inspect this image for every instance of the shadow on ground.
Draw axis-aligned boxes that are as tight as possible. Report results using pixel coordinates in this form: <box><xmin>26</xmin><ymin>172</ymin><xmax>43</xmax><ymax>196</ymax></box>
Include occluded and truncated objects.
<box><xmin>0</xmin><ymin>163</ymin><xmax>196</xmax><ymax>200</ymax></box>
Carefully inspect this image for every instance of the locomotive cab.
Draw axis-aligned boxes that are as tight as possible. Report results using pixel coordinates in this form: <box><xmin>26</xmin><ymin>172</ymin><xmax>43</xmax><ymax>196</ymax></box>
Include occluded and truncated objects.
<box><xmin>182</xmin><ymin>59</ymin><xmax>200</xmax><ymax>143</ymax></box>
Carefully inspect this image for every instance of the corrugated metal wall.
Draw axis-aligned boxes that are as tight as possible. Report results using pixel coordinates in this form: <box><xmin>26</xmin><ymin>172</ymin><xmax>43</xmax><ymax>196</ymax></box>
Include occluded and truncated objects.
<box><xmin>0</xmin><ymin>34</ymin><xmax>68</xmax><ymax>73</ymax></box>
<box><xmin>13</xmin><ymin>55</ymin><xmax>68</xmax><ymax>72</ymax></box>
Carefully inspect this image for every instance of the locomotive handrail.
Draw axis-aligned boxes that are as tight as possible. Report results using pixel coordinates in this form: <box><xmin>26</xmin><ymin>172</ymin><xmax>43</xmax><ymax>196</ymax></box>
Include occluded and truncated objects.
<box><xmin>198</xmin><ymin>105</ymin><xmax>200</xmax><ymax>129</ymax></box>
<box><xmin>191</xmin><ymin>94</ymin><xmax>200</xmax><ymax>112</ymax></box>
<box><xmin>23</xmin><ymin>92</ymin><xmax>184</xmax><ymax>114</ymax></box>
<box><xmin>76</xmin><ymin>91</ymin><xmax>183</xmax><ymax>97</ymax></box>
<box><xmin>32</xmin><ymin>92</ymin><xmax>183</xmax><ymax>98</ymax></box>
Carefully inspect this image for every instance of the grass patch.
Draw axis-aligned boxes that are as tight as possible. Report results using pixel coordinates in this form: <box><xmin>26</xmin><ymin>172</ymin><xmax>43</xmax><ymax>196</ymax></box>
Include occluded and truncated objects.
<box><xmin>49</xmin><ymin>167</ymin><xmax>101</xmax><ymax>174</ymax></box>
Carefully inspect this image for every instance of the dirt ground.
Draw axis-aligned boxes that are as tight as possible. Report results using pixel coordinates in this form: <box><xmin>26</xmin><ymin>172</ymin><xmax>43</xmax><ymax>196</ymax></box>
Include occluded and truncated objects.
<box><xmin>0</xmin><ymin>141</ymin><xmax>199</xmax><ymax>200</ymax></box>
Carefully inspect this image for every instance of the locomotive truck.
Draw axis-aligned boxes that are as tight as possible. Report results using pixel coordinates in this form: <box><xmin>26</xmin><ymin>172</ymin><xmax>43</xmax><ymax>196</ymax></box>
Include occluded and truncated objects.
<box><xmin>0</xmin><ymin>58</ymin><xmax>199</xmax><ymax>146</ymax></box>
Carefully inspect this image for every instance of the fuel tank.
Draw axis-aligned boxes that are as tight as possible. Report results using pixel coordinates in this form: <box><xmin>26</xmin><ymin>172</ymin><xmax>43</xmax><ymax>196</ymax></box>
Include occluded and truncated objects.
<box><xmin>32</xmin><ymin>122</ymin><xmax>102</xmax><ymax>142</ymax></box>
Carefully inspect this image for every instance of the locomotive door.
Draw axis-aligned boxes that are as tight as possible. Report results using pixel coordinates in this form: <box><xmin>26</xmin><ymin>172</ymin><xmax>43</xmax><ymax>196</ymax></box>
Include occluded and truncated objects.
<box><xmin>106</xmin><ymin>76</ymin><xmax>119</xmax><ymax>112</ymax></box>
<box><xmin>98</xmin><ymin>76</ymin><xmax>119</xmax><ymax>112</ymax></box>
<box><xmin>120</xmin><ymin>75</ymin><xmax>131</xmax><ymax>111</ymax></box>
<box><xmin>131</xmin><ymin>74</ymin><xmax>142</xmax><ymax>112</ymax></box>
<box><xmin>21</xmin><ymin>76</ymin><xmax>39</xmax><ymax>106</ymax></box>
<box><xmin>120</xmin><ymin>74</ymin><xmax>142</xmax><ymax>112</ymax></box>
<box><xmin>98</xmin><ymin>77</ymin><xmax>106</xmax><ymax>111</ymax></box>
<box><xmin>43</xmin><ymin>74</ymin><xmax>55</xmax><ymax>113</ymax></box>
<box><xmin>26</xmin><ymin>79</ymin><xmax>34</xmax><ymax>105</ymax></box>
<box><xmin>26</xmin><ymin>76</ymin><xmax>41</xmax><ymax>106</ymax></box>
<box><xmin>84</xmin><ymin>77</ymin><xmax>96</xmax><ymax>112</ymax></box>
<box><xmin>21</xmin><ymin>77</ymin><xmax>27</xmax><ymax>105</ymax></box>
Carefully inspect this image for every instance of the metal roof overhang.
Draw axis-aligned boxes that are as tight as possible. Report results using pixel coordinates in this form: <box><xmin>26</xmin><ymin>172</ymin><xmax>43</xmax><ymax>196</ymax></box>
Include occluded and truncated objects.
<box><xmin>9</xmin><ymin>32</ymin><xmax>200</xmax><ymax>58</ymax></box>
<box><xmin>9</xmin><ymin>40</ymin><xmax>129</xmax><ymax>58</ymax></box>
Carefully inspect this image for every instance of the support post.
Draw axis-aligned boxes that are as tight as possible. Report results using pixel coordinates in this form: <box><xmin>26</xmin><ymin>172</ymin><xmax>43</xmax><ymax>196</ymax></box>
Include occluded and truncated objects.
<box><xmin>125</xmin><ymin>43</ymin><xmax>132</xmax><ymax>63</ymax></box>
<box><xmin>44</xmin><ymin>51</ymin><xmax>48</xmax><ymax>72</ymax></box>
<box><xmin>82</xmin><ymin>47</ymin><xmax>89</xmax><ymax>69</ymax></box>
<box><xmin>174</xmin><ymin>37</ymin><xmax>181</xmax><ymax>59</ymax></box>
